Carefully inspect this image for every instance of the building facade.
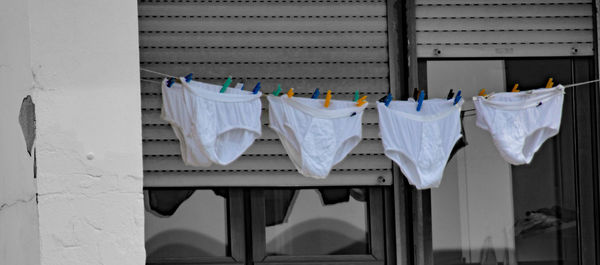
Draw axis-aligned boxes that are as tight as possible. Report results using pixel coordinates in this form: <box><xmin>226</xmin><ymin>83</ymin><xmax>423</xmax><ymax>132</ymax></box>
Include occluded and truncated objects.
<box><xmin>1</xmin><ymin>0</ymin><xmax>599</xmax><ymax>265</ymax></box>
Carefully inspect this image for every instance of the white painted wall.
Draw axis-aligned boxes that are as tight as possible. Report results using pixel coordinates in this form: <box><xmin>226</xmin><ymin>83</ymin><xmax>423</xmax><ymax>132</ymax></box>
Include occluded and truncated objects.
<box><xmin>25</xmin><ymin>0</ymin><xmax>146</xmax><ymax>264</ymax></box>
<box><xmin>0</xmin><ymin>1</ymin><xmax>41</xmax><ymax>264</ymax></box>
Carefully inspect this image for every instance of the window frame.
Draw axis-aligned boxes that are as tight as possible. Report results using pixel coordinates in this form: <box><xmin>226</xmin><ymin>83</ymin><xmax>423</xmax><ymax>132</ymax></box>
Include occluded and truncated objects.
<box><xmin>145</xmin><ymin>188</ymin><xmax>246</xmax><ymax>265</ymax></box>
<box><xmin>248</xmin><ymin>187</ymin><xmax>387</xmax><ymax>265</ymax></box>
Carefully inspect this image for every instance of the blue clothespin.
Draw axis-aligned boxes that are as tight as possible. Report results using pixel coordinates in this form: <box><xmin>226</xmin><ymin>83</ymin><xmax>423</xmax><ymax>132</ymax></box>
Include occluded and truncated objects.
<box><xmin>453</xmin><ymin>90</ymin><xmax>462</xmax><ymax>105</ymax></box>
<box><xmin>416</xmin><ymin>90</ymin><xmax>425</xmax><ymax>111</ymax></box>
<box><xmin>384</xmin><ymin>93</ymin><xmax>393</xmax><ymax>107</ymax></box>
<box><xmin>166</xmin><ymin>78</ymin><xmax>176</xmax><ymax>88</ymax></box>
<box><xmin>252</xmin><ymin>82</ymin><xmax>261</xmax><ymax>94</ymax></box>
<box><xmin>311</xmin><ymin>88</ymin><xmax>320</xmax><ymax>99</ymax></box>
<box><xmin>184</xmin><ymin>73</ymin><xmax>193</xmax><ymax>83</ymax></box>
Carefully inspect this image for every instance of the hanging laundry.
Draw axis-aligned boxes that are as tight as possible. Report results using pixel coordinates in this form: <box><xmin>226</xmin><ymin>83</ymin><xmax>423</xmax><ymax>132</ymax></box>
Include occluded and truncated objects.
<box><xmin>161</xmin><ymin>79</ymin><xmax>214</xmax><ymax>167</ymax></box>
<box><xmin>448</xmin><ymin>111</ymin><xmax>468</xmax><ymax>162</ymax></box>
<box><xmin>178</xmin><ymin>78</ymin><xmax>262</xmax><ymax>165</ymax></box>
<box><xmin>377</xmin><ymin>98</ymin><xmax>464</xmax><ymax>189</ymax></box>
<box><xmin>473</xmin><ymin>85</ymin><xmax>564</xmax><ymax>165</ymax></box>
<box><xmin>268</xmin><ymin>95</ymin><xmax>367</xmax><ymax>179</ymax></box>
<box><xmin>147</xmin><ymin>189</ymin><xmax>195</xmax><ymax>216</ymax></box>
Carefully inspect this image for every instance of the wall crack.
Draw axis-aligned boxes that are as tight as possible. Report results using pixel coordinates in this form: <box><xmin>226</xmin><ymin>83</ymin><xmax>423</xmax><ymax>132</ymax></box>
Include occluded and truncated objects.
<box><xmin>0</xmin><ymin>195</ymin><xmax>36</xmax><ymax>212</ymax></box>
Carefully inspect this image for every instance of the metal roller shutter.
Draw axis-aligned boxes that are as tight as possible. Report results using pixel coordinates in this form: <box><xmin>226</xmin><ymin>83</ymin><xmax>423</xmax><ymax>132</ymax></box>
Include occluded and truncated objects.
<box><xmin>138</xmin><ymin>0</ymin><xmax>393</xmax><ymax>187</ymax></box>
<box><xmin>415</xmin><ymin>0</ymin><xmax>594</xmax><ymax>57</ymax></box>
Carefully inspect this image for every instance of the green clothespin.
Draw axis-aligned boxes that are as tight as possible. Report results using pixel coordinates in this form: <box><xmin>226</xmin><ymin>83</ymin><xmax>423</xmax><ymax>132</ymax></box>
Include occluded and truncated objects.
<box><xmin>353</xmin><ymin>90</ymin><xmax>359</xmax><ymax>102</ymax></box>
<box><xmin>273</xmin><ymin>84</ymin><xmax>282</xmax><ymax>96</ymax></box>
<box><xmin>220</xmin><ymin>76</ymin><xmax>232</xmax><ymax>93</ymax></box>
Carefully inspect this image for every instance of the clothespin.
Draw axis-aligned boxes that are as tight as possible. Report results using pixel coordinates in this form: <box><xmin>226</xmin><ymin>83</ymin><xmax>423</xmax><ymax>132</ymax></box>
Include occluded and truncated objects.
<box><xmin>240</xmin><ymin>78</ymin><xmax>247</xmax><ymax>90</ymax></box>
<box><xmin>324</xmin><ymin>90</ymin><xmax>332</xmax><ymax>108</ymax></box>
<box><xmin>416</xmin><ymin>90</ymin><xmax>425</xmax><ymax>111</ymax></box>
<box><xmin>356</xmin><ymin>95</ymin><xmax>368</xmax><ymax>107</ymax></box>
<box><xmin>453</xmin><ymin>90</ymin><xmax>462</xmax><ymax>105</ymax></box>
<box><xmin>166</xmin><ymin>77</ymin><xmax>177</xmax><ymax>88</ymax></box>
<box><xmin>446</xmin><ymin>89</ymin><xmax>454</xmax><ymax>100</ymax></box>
<box><xmin>220</xmin><ymin>76</ymin><xmax>232</xmax><ymax>93</ymax></box>
<box><xmin>412</xmin><ymin>88</ymin><xmax>419</xmax><ymax>101</ymax></box>
<box><xmin>478</xmin><ymin>89</ymin><xmax>487</xmax><ymax>96</ymax></box>
<box><xmin>272</xmin><ymin>84</ymin><xmax>282</xmax><ymax>96</ymax></box>
<box><xmin>185</xmin><ymin>73</ymin><xmax>193</xmax><ymax>83</ymax></box>
<box><xmin>311</xmin><ymin>88</ymin><xmax>320</xmax><ymax>99</ymax></box>
<box><xmin>384</xmin><ymin>93</ymin><xmax>392</xmax><ymax>107</ymax></box>
<box><xmin>546</xmin><ymin>78</ymin><xmax>554</xmax><ymax>88</ymax></box>
<box><xmin>353</xmin><ymin>90</ymin><xmax>360</xmax><ymax>102</ymax></box>
<box><xmin>252</xmin><ymin>82</ymin><xmax>262</xmax><ymax>94</ymax></box>
<box><xmin>287</xmin><ymin>88</ymin><xmax>294</xmax><ymax>98</ymax></box>
<box><xmin>511</xmin><ymin>84</ymin><xmax>520</xmax><ymax>92</ymax></box>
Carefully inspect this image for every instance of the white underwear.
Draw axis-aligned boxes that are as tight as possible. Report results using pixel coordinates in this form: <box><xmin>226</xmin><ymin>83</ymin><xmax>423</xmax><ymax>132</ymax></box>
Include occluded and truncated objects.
<box><xmin>473</xmin><ymin>85</ymin><xmax>565</xmax><ymax>165</ymax></box>
<box><xmin>268</xmin><ymin>95</ymin><xmax>367</xmax><ymax>179</ymax></box>
<box><xmin>377</xmin><ymin>99</ymin><xmax>463</xmax><ymax>189</ymax></box>
<box><xmin>180</xmin><ymin>79</ymin><xmax>262</xmax><ymax>166</ymax></box>
<box><xmin>161</xmin><ymin>78</ymin><xmax>260</xmax><ymax>166</ymax></box>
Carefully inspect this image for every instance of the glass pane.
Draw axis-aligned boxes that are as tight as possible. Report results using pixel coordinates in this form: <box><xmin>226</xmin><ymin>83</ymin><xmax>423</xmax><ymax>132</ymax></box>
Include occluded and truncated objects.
<box><xmin>265</xmin><ymin>188</ymin><xmax>369</xmax><ymax>256</ymax></box>
<box><xmin>426</xmin><ymin>60</ymin><xmax>579</xmax><ymax>265</ymax></box>
<box><xmin>144</xmin><ymin>189</ymin><xmax>229</xmax><ymax>261</ymax></box>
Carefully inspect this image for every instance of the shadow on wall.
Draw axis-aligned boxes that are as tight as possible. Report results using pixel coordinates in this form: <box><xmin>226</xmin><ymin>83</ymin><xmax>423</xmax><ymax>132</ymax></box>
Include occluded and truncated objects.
<box><xmin>267</xmin><ymin>218</ymin><xmax>368</xmax><ymax>255</ymax></box>
<box><xmin>145</xmin><ymin>229</ymin><xmax>226</xmax><ymax>260</ymax></box>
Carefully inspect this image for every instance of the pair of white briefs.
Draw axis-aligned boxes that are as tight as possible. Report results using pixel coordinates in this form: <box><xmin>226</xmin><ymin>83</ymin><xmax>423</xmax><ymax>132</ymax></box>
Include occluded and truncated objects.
<box><xmin>161</xmin><ymin>78</ymin><xmax>262</xmax><ymax>167</ymax></box>
<box><xmin>378</xmin><ymin>99</ymin><xmax>464</xmax><ymax>189</ymax></box>
<box><xmin>268</xmin><ymin>96</ymin><xmax>368</xmax><ymax>179</ymax></box>
<box><xmin>474</xmin><ymin>85</ymin><xmax>565</xmax><ymax>165</ymax></box>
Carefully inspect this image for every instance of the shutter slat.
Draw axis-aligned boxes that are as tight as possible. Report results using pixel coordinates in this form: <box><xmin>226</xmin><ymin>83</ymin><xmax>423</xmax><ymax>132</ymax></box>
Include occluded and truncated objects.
<box><xmin>415</xmin><ymin>0</ymin><xmax>594</xmax><ymax>57</ymax></box>
<box><xmin>138</xmin><ymin>3</ymin><xmax>386</xmax><ymax>16</ymax></box>
<box><xmin>140</xmin><ymin>48</ymin><xmax>389</xmax><ymax>62</ymax></box>
<box><xmin>139</xmin><ymin>0</ymin><xmax>392</xmax><ymax>186</ymax></box>
<box><xmin>139</xmin><ymin>33</ymin><xmax>388</xmax><ymax>47</ymax></box>
<box><xmin>417</xmin><ymin>31</ymin><xmax>591</xmax><ymax>44</ymax></box>
<box><xmin>416</xmin><ymin>4</ymin><xmax>591</xmax><ymax>18</ymax></box>
<box><xmin>139</xmin><ymin>18</ymin><xmax>386</xmax><ymax>31</ymax></box>
<box><xmin>144</xmin><ymin>170</ymin><xmax>392</xmax><ymax>187</ymax></box>
<box><xmin>416</xmin><ymin>17</ymin><xmax>592</xmax><ymax>31</ymax></box>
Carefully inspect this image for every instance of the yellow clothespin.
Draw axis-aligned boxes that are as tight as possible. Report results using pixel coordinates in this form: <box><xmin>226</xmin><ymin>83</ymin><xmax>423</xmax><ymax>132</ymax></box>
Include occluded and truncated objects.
<box><xmin>324</xmin><ymin>90</ymin><xmax>332</xmax><ymax>108</ymax></box>
<box><xmin>287</xmin><ymin>88</ymin><xmax>294</xmax><ymax>98</ymax></box>
<box><xmin>356</xmin><ymin>95</ymin><xmax>368</xmax><ymax>107</ymax></box>
<box><xmin>546</xmin><ymin>78</ymin><xmax>554</xmax><ymax>88</ymax></box>
<box><xmin>511</xmin><ymin>84</ymin><xmax>520</xmax><ymax>92</ymax></box>
<box><xmin>478</xmin><ymin>89</ymin><xmax>487</xmax><ymax>96</ymax></box>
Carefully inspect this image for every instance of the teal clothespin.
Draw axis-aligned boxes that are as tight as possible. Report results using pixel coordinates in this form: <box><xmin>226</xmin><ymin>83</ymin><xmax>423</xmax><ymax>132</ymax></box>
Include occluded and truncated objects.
<box><xmin>273</xmin><ymin>84</ymin><xmax>282</xmax><ymax>96</ymax></box>
<box><xmin>311</xmin><ymin>88</ymin><xmax>320</xmax><ymax>99</ymax></box>
<box><xmin>416</xmin><ymin>90</ymin><xmax>425</xmax><ymax>111</ymax></box>
<box><xmin>184</xmin><ymin>73</ymin><xmax>193</xmax><ymax>83</ymax></box>
<box><xmin>252</xmin><ymin>82</ymin><xmax>261</xmax><ymax>94</ymax></box>
<box><xmin>353</xmin><ymin>90</ymin><xmax>360</xmax><ymax>102</ymax></box>
<box><xmin>220</xmin><ymin>76</ymin><xmax>232</xmax><ymax>93</ymax></box>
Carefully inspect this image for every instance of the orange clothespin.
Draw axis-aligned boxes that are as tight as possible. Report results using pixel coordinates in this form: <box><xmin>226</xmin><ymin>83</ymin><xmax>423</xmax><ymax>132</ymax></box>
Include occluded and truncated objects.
<box><xmin>287</xmin><ymin>88</ymin><xmax>294</xmax><ymax>98</ymax></box>
<box><xmin>478</xmin><ymin>89</ymin><xmax>487</xmax><ymax>96</ymax></box>
<box><xmin>546</xmin><ymin>78</ymin><xmax>554</xmax><ymax>88</ymax></box>
<box><xmin>511</xmin><ymin>84</ymin><xmax>520</xmax><ymax>92</ymax></box>
<box><xmin>356</xmin><ymin>95</ymin><xmax>368</xmax><ymax>107</ymax></box>
<box><xmin>324</xmin><ymin>90</ymin><xmax>332</xmax><ymax>108</ymax></box>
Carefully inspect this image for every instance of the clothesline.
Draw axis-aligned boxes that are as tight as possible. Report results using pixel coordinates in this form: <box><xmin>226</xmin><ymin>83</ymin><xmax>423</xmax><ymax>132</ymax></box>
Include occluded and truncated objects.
<box><xmin>140</xmin><ymin>67</ymin><xmax>600</xmax><ymax>93</ymax></box>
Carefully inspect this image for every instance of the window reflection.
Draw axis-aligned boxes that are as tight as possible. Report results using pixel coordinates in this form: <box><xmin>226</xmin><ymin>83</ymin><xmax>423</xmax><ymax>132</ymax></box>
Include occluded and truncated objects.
<box><xmin>427</xmin><ymin>60</ymin><xmax>579</xmax><ymax>265</ymax></box>
<box><xmin>265</xmin><ymin>188</ymin><xmax>369</xmax><ymax>256</ymax></box>
<box><xmin>144</xmin><ymin>189</ymin><xmax>229</xmax><ymax>261</ymax></box>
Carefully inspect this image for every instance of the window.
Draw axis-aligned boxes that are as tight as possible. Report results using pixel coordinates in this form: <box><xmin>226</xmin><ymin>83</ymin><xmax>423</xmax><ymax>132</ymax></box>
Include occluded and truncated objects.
<box><xmin>420</xmin><ymin>58</ymin><xmax>598</xmax><ymax>265</ymax></box>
